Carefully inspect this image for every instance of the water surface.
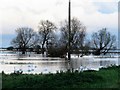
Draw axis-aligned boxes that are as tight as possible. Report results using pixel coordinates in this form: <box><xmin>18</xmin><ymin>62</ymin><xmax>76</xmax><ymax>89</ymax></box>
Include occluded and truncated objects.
<box><xmin>0</xmin><ymin>51</ymin><xmax>119</xmax><ymax>74</ymax></box>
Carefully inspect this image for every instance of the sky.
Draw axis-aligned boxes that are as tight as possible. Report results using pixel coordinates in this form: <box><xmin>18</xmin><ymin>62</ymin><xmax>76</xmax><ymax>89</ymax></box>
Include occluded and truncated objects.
<box><xmin>0</xmin><ymin>0</ymin><xmax>119</xmax><ymax>47</ymax></box>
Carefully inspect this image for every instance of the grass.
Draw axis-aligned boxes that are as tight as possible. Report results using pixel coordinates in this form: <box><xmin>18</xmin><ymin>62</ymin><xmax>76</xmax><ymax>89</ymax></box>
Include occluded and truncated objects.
<box><xmin>1</xmin><ymin>66</ymin><xmax>120</xmax><ymax>89</ymax></box>
<box><xmin>0</xmin><ymin>73</ymin><xmax>2</xmax><ymax>90</ymax></box>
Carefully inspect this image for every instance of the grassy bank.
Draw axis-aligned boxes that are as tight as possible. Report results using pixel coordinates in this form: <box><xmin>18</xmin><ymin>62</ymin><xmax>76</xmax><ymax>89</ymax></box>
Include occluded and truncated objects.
<box><xmin>2</xmin><ymin>66</ymin><xmax>120</xmax><ymax>89</ymax></box>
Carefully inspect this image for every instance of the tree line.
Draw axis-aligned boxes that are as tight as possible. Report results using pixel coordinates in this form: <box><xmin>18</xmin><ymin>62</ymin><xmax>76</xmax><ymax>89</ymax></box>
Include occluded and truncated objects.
<box><xmin>10</xmin><ymin>17</ymin><xmax>116</xmax><ymax>57</ymax></box>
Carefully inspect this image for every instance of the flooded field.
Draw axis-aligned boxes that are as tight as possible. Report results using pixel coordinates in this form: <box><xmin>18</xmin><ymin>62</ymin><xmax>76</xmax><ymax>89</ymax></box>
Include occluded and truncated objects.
<box><xmin>0</xmin><ymin>50</ymin><xmax>119</xmax><ymax>74</ymax></box>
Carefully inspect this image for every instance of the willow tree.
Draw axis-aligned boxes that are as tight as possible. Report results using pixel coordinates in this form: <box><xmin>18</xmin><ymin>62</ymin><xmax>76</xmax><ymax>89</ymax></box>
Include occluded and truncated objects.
<box><xmin>38</xmin><ymin>20</ymin><xmax>56</xmax><ymax>55</ymax></box>
<box><xmin>60</xmin><ymin>18</ymin><xmax>86</xmax><ymax>55</ymax></box>
<box><xmin>11</xmin><ymin>27</ymin><xmax>36</xmax><ymax>54</ymax></box>
<box><xmin>92</xmin><ymin>28</ymin><xmax>116</xmax><ymax>55</ymax></box>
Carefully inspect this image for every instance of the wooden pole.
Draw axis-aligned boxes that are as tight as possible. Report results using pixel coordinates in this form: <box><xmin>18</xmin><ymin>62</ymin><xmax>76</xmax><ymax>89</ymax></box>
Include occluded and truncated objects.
<box><xmin>68</xmin><ymin>0</ymin><xmax>71</xmax><ymax>60</ymax></box>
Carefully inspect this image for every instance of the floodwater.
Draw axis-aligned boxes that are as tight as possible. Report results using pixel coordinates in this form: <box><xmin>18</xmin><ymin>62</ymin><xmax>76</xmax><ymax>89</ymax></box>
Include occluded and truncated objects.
<box><xmin>0</xmin><ymin>50</ymin><xmax>119</xmax><ymax>74</ymax></box>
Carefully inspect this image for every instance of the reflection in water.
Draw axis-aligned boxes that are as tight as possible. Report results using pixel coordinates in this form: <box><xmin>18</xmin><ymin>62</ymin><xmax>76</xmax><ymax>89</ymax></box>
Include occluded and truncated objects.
<box><xmin>0</xmin><ymin>52</ymin><xmax>119</xmax><ymax>74</ymax></box>
<box><xmin>69</xmin><ymin>57</ymin><xmax>100</xmax><ymax>71</ymax></box>
<box><xmin>0</xmin><ymin>60</ymin><xmax>69</xmax><ymax>74</ymax></box>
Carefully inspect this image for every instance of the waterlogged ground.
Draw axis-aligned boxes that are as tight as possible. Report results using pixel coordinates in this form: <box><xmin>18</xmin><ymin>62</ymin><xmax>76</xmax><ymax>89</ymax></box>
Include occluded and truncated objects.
<box><xmin>0</xmin><ymin>50</ymin><xmax>119</xmax><ymax>74</ymax></box>
<box><xmin>2</xmin><ymin>66</ymin><xmax>120</xmax><ymax>89</ymax></box>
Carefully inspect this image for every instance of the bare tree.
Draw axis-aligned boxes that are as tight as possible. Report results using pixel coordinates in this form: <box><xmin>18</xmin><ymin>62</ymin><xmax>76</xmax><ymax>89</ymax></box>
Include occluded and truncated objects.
<box><xmin>11</xmin><ymin>27</ymin><xmax>36</xmax><ymax>54</ymax></box>
<box><xmin>38</xmin><ymin>20</ymin><xmax>56</xmax><ymax>55</ymax></box>
<box><xmin>91</xmin><ymin>28</ymin><xmax>116</xmax><ymax>55</ymax></box>
<box><xmin>60</xmin><ymin>18</ymin><xmax>86</xmax><ymax>54</ymax></box>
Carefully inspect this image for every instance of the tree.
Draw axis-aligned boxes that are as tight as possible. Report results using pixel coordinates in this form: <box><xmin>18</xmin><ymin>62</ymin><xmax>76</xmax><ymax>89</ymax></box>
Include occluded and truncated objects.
<box><xmin>7</xmin><ymin>46</ymin><xmax>14</xmax><ymax>51</ymax></box>
<box><xmin>11</xmin><ymin>27</ymin><xmax>36</xmax><ymax>54</ymax></box>
<box><xmin>34</xmin><ymin>45</ymin><xmax>41</xmax><ymax>54</ymax></box>
<box><xmin>79</xmin><ymin>40</ymin><xmax>91</xmax><ymax>56</ymax></box>
<box><xmin>60</xmin><ymin>18</ymin><xmax>86</xmax><ymax>54</ymax></box>
<box><xmin>38</xmin><ymin>20</ymin><xmax>56</xmax><ymax>55</ymax></box>
<box><xmin>91</xmin><ymin>28</ymin><xmax>116</xmax><ymax>55</ymax></box>
<box><xmin>47</xmin><ymin>33</ymin><xmax>67</xmax><ymax>57</ymax></box>
<box><xmin>47</xmin><ymin>43</ymin><xmax>67</xmax><ymax>57</ymax></box>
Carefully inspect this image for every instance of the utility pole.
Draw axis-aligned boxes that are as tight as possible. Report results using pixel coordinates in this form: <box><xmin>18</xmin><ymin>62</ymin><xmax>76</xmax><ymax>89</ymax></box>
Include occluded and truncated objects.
<box><xmin>68</xmin><ymin>0</ymin><xmax>71</xmax><ymax>60</ymax></box>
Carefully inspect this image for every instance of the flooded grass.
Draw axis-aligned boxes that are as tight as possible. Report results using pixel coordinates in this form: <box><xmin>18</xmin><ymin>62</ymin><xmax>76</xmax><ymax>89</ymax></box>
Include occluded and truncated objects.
<box><xmin>2</xmin><ymin>65</ymin><xmax>120</xmax><ymax>89</ymax></box>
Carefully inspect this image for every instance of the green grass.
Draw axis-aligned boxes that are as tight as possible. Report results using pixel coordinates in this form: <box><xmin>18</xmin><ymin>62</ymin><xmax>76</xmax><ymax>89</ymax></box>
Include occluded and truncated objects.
<box><xmin>2</xmin><ymin>66</ymin><xmax>120</xmax><ymax>89</ymax></box>
<box><xmin>0</xmin><ymin>73</ymin><xmax>2</xmax><ymax>90</ymax></box>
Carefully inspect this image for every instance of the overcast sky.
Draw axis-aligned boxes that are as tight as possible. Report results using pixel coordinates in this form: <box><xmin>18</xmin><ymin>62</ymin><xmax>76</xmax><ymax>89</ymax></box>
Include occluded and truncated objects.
<box><xmin>0</xmin><ymin>0</ymin><xmax>119</xmax><ymax>47</ymax></box>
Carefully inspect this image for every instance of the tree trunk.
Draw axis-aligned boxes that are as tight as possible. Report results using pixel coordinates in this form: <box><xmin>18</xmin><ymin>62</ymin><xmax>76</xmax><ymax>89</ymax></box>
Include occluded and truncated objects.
<box><xmin>22</xmin><ymin>47</ymin><xmax>26</xmax><ymax>54</ymax></box>
<box><xmin>41</xmin><ymin>44</ymin><xmax>44</xmax><ymax>56</ymax></box>
<box><xmin>22</xmin><ymin>51</ymin><xmax>25</xmax><ymax>54</ymax></box>
<box><xmin>94</xmin><ymin>49</ymin><xmax>101</xmax><ymax>55</ymax></box>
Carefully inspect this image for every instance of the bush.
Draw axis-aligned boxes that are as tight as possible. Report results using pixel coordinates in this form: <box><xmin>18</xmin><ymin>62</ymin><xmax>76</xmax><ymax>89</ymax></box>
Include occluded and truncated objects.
<box><xmin>47</xmin><ymin>45</ymin><xmax>67</xmax><ymax>57</ymax></box>
<box><xmin>7</xmin><ymin>46</ymin><xmax>14</xmax><ymax>50</ymax></box>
